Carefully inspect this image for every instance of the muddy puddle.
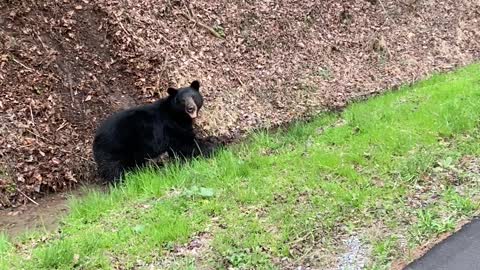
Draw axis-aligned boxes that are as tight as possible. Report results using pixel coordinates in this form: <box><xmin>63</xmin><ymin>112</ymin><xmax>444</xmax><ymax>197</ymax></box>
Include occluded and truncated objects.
<box><xmin>0</xmin><ymin>184</ymin><xmax>101</xmax><ymax>238</ymax></box>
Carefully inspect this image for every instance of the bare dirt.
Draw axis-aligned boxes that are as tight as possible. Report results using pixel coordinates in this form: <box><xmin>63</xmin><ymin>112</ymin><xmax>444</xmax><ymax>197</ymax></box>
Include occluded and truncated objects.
<box><xmin>0</xmin><ymin>184</ymin><xmax>97</xmax><ymax>238</ymax></box>
<box><xmin>0</xmin><ymin>0</ymin><xmax>479</xmax><ymax>208</ymax></box>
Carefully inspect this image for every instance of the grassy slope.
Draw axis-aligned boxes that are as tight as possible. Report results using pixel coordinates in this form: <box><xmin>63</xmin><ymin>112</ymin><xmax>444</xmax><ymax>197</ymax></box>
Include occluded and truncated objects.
<box><xmin>1</xmin><ymin>64</ymin><xmax>480</xmax><ymax>269</ymax></box>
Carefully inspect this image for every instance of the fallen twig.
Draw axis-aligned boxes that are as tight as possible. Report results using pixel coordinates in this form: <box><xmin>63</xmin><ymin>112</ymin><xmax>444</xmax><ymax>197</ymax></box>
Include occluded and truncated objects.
<box><xmin>68</xmin><ymin>80</ymin><xmax>75</xmax><ymax>106</ymax></box>
<box><xmin>179</xmin><ymin>11</ymin><xmax>224</xmax><ymax>39</ymax></box>
<box><xmin>56</xmin><ymin>120</ymin><xmax>68</xmax><ymax>132</ymax></box>
<box><xmin>17</xmin><ymin>188</ymin><xmax>39</xmax><ymax>206</ymax></box>
<box><xmin>225</xmin><ymin>60</ymin><xmax>245</xmax><ymax>87</ymax></box>
<box><xmin>118</xmin><ymin>20</ymin><xmax>131</xmax><ymax>38</ymax></box>
<box><xmin>378</xmin><ymin>0</ymin><xmax>392</xmax><ymax>23</ymax></box>
<box><xmin>34</xmin><ymin>29</ymin><xmax>48</xmax><ymax>51</ymax></box>
<box><xmin>10</xmin><ymin>56</ymin><xmax>37</xmax><ymax>73</ymax></box>
<box><xmin>29</xmin><ymin>104</ymin><xmax>35</xmax><ymax>126</ymax></box>
<box><xmin>26</xmin><ymin>128</ymin><xmax>53</xmax><ymax>144</ymax></box>
<box><xmin>194</xmin><ymin>139</ymin><xmax>203</xmax><ymax>156</ymax></box>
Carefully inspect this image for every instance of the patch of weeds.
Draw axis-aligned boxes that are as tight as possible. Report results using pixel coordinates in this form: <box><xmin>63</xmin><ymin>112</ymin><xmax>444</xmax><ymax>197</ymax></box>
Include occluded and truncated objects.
<box><xmin>313</xmin><ymin>66</ymin><xmax>332</xmax><ymax>80</ymax></box>
<box><xmin>213</xmin><ymin>25</ymin><xmax>226</xmax><ymax>38</ymax></box>
<box><xmin>0</xmin><ymin>167</ymin><xmax>8</xmax><ymax>179</ymax></box>
<box><xmin>442</xmin><ymin>188</ymin><xmax>477</xmax><ymax>216</ymax></box>
<box><xmin>411</xmin><ymin>209</ymin><xmax>455</xmax><ymax>243</ymax></box>
<box><xmin>394</xmin><ymin>147</ymin><xmax>440</xmax><ymax>183</ymax></box>
<box><xmin>0</xmin><ymin>165</ymin><xmax>15</xmax><ymax>194</ymax></box>
<box><xmin>182</xmin><ymin>186</ymin><xmax>216</xmax><ymax>199</ymax></box>
<box><xmin>369</xmin><ymin>235</ymin><xmax>398</xmax><ymax>270</ymax></box>
<box><xmin>225</xmin><ymin>247</ymin><xmax>275</xmax><ymax>270</ymax></box>
<box><xmin>160</xmin><ymin>257</ymin><xmax>197</xmax><ymax>270</ymax></box>
<box><xmin>297</xmin><ymin>83</ymin><xmax>317</xmax><ymax>93</ymax></box>
<box><xmin>372</xmin><ymin>36</ymin><xmax>389</xmax><ymax>66</ymax></box>
<box><xmin>377</xmin><ymin>51</ymin><xmax>389</xmax><ymax>66</ymax></box>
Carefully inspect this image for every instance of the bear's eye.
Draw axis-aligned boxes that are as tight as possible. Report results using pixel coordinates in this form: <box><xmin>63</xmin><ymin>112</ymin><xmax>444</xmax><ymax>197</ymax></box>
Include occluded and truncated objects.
<box><xmin>186</xmin><ymin>106</ymin><xmax>195</xmax><ymax>113</ymax></box>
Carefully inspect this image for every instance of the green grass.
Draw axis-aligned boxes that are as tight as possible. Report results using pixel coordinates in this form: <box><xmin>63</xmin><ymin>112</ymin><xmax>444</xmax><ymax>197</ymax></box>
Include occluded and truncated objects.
<box><xmin>2</xmin><ymin>64</ymin><xmax>480</xmax><ymax>269</ymax></box>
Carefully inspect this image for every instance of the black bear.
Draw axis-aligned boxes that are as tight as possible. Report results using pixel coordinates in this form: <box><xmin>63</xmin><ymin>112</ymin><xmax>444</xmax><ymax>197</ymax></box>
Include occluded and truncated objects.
<box><xmin>93</xmin><ymin>80</ymin><xmax>205</xmax><ymax>182</ymax></box>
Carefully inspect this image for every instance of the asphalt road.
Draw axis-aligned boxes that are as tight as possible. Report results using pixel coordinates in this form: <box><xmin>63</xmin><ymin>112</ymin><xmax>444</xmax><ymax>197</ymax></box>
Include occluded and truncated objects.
<box><xmin>404</xmin><ymin>217</ymin><xmax>480</xmax><ymax>270</ymax></box>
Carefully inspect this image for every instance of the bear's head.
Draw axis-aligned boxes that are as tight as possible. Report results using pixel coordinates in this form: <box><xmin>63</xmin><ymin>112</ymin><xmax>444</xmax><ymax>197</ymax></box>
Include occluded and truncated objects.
<box><xmin>167</xmin><ymin>80</ymin><xmax>204</xmax><ymax>119</ymax></box>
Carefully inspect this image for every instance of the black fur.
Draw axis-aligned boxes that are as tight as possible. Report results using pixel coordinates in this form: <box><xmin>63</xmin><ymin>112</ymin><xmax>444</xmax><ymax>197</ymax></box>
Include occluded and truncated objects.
<box><xmin>93</xmin><ymin>80</ymin><xmax>204</xmax><ymax>182</ymax></box>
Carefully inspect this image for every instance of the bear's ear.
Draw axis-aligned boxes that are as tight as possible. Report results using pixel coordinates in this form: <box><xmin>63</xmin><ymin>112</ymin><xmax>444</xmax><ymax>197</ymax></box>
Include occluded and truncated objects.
<box><xmin>167</xmin><ymin>87</ymin><xmax>178</xmax><ymax>96</ymax></box>
<box><xmin>190</xmin><ymin>80</ymin><xmax>200</xmax><ymax>91</ymax></box>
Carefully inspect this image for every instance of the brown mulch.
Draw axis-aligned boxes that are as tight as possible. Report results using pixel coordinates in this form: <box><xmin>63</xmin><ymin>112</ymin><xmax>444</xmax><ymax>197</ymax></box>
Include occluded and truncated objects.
<box><xmin>0</xmin><ymin>0</ymin><xmax>479</xmax><ymax>208</ymax></box>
